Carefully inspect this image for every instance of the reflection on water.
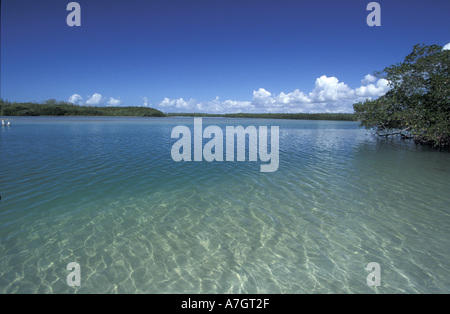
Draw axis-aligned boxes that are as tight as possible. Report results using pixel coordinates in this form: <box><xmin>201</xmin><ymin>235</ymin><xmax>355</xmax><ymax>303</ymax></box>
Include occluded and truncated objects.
<box><xmin>0</xmin><ymin>117</ymin><xmax>449</xmax><ymax>293</ymax></box>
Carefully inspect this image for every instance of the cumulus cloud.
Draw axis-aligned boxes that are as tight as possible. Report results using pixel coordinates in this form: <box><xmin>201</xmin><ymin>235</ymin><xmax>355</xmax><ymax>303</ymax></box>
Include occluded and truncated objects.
<box><xmin>159</xmin><ymin>97</ymin><xmax>199</xmax><ymax>110</ymax></box>
<box><xmin>68</xmin><ymin>94</ymin><xmax>83</xmax><ymax>105</ymax></box>
<box><xmin>355</xmin><ymin>78</ymin><xmax>390</xmax><ymax>98</ymax></box>
<box><xmin>107</xmin><ymin>97</ymin><xmax>121</xmax><ymax>106</ymax></box>
<box><xmin>443</xmin><ymin>42</ymin><xmax>450</xmax><ymax>50</ymax></box>
<box><xmin>69</xmin><ymin>74</ymin><xmax>391</xmax><ymax>113</ymax></box>
<box><xmin>157</xmin><ymin>96</ymin><xmax>254</xmax><ymax>113</ymax></box>
<box><xmin>361</xmin><ymin>74</ymin><xmax>377</xmax><ymax>85</ymax></box>
<box><xmin>252</xmin><ymin>88</ymin><xmax>273</xmax><ymax>107</ymax></box>
<box><xmin>218</xmin><ymin>99</ymin><xmax>254</xmax><ymax>112</ymax></box>
<box><xmin>156</xmin><ymin>74</ymin><xmax>391</xmax><ymax>114</ymax></box>
<box><xmin>142</xmin><ymin>97</ymin><xmax>149</xmax><ymax>107</ymax></box>
<box><xmin>68</xmin><ymin>93</ymin><xmax>123</xmax><ymax>106</ymax></box>
<box><xmin>85</xmin><ymin>93</ymin><xmax>104</xmax><ymax>106</ymax></box>
<box><xmin>251</xmin><ymin>88</ymin><xmax>311</xmax><ymax>112</ymax></box>
<box><xmin>309</xmin><ymin>76</ymin><xmax>354</xmax><ymax>103</ymax></box>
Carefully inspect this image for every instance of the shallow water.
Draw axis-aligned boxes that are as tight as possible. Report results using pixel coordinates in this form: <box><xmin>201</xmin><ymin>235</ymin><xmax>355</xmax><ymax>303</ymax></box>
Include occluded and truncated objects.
<box><xmin>0</xmin><ymin>116</ymin><xmax>449</xmax><ymax>293</ymax></box>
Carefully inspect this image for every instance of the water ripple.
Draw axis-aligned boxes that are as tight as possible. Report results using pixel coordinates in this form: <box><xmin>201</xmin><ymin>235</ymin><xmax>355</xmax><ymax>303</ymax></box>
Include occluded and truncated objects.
<box><xmin>1</xmin><ymin>117</ymin><xmax>449</xmax><ymax>293</ymax></box>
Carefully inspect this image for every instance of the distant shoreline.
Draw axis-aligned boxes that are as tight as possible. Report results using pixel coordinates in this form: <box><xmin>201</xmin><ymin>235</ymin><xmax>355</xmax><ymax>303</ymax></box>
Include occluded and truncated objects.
<box><xmin>0</xmin><ymin>100</ymin><xmax>355</xmax><ymax>121</ymax></box>
<box><xmin>166</xmin><ymin>112</ymin><xmax>355</xmax><ymax>121</ymax></box>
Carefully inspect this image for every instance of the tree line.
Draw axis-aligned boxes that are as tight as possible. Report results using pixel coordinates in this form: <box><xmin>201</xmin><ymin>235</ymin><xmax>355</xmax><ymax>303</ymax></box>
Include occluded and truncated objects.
<box><xmin>0</xmin><ymin>99</ymin><xmax>356</xmax><ymax>121</ymax></box>
<box><xmin>0</xmin><ymin>99</ymin><xmax>165</xmax><ymax>117</ymax></box>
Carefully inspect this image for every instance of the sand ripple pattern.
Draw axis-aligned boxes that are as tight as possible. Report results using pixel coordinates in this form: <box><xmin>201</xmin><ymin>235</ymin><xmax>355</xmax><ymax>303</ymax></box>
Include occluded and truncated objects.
<box><xmin>1</xmin><ymin>117</ymin><xmax>449</xmax><ymax>293</ymax></box>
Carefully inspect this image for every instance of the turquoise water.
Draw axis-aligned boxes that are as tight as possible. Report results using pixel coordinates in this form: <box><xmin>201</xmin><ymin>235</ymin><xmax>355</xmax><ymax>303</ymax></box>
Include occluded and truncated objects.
<box><xmin>0</xmin><ymin>116</ymin><xmax>449</xmax><ymax>293</ymax></box>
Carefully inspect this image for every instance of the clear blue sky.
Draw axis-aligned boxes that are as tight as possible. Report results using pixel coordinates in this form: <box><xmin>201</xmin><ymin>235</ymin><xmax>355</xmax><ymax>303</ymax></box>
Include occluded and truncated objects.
<box><xmin>1</xmin><ymin>0</ymin><xmax>449</xmax><ymax>113</ymax></box>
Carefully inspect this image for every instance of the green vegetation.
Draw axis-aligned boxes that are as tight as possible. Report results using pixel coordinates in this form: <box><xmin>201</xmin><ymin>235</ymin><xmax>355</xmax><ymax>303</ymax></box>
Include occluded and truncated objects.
<box><xmin>0</xmin><ymin>99</ymin><xmax>165</xmax><ymax>117</ymax></box>
<box><xmin>167</xmin><ymin>112</ymin><xmax>356</xmax><ymax>121</ymax></box>
<box><xmin>354</xmin><ymin>44</ymin><xmax>450</xmax><ymax>149</ymax></box>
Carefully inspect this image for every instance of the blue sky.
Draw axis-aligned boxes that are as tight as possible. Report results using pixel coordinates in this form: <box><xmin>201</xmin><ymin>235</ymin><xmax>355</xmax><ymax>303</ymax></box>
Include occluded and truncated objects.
<box><xmin>1</xmin><ymin>0</ymin><xmax>449</xmax><ymax>113</ymax></box>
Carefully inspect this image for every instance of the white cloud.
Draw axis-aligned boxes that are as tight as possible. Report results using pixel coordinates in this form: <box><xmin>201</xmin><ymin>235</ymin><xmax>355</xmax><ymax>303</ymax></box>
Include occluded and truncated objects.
<box><xmin>156</xmin><ymin>74</ymin><xmax>391</xmax><ymax>114</ymax></box>
<box><xmin>157</xmin><ymin>96</ymin><xmax>254</xmax><ymax>113</ymax></box>
<box><xmin>107</xmin><ymin>97</ymin><xmax>121</xmax><ymax>106</ymax></box>
<box><xmin>252</xmin><ymin>88</ymin><xmax>273</xmax><ymax>107</ymax></box>
<box><xmin>69</xmin><ymin>74</ymin><xmax>391</xmax><ymax>113</ymax></box>
<box><xmin>361</xmin><ymin>74</ymin><xmax>377</xmax><ymax>85</ymax></box>
<box><xmin>68</xmin><ymin>94</ymin><xmax>83</xmax><ymax>105</ymax></box>
<box><xmin>142</xmin><ymin>97</ymin><xmax>149</xmax><ymax>107</ymax></box>
<box><xmin>276</xmin><ymin>89</ymin><xmax>310</xmax><ymax>105</ymax></box>
<box><xmin>309</xmin><ymin>75</ymin><xmax>354</xmax><ymax>103</ymax></box>
<box><xmin>219</xmin><ymin>99</ymin><xmax>254</xmax><ymax>112</ymax></box>
<box><xmin>86</xmin><ymin>93</ymin><xmax>104</xmax><ymax>106</ymax></box>
<box><xmin>443</xmin><ymin>42</ymin><xmax>450</xmax><ymax>50</ymax></box>
<box><xmin>251</xmin><ymin>88</ymin><xmax>311</xmax><ymax>112</ymax></box>
<box><xmin>69</xmin><ymin>92</ymin><xmax>118</xmax><ymax>106</ymax></box>
<box><xmin>158</xmin><ymin>97</ymin><xmax>198</xmax><ymax>110</ymax></box>
<box><xmin>355</xmin><ymin>78</ymin><xmax>390</xmax><ymax>98</ymax></box>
